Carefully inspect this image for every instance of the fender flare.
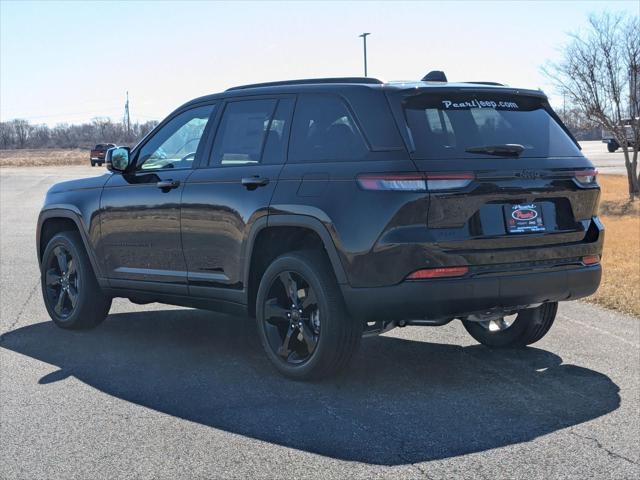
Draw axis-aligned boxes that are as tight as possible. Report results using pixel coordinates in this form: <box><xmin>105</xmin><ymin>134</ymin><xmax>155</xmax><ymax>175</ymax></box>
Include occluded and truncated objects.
<box><xmin>37</xmin><ymin>206</ymin><xmax>104</xmax><ymax>280</ymax></box>
<box><xmin>243</xmin><ymin>214</ymin><xmax>349</xmax><ymax>288</ymax></box>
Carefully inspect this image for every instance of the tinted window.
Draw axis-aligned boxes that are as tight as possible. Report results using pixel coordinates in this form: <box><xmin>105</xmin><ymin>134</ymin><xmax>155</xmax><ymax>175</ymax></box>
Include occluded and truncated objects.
<box><xmin>402</xmin><ymin>92</ymin><xmax>581</xmax><ymax>159</ymax></box>
<box><xmin>289</xmin><ymin>94</ymin><xmax>368</xmax><ymax>162</ymax></box>
<box><xmin>210</xmin><ymin>99</ymin><xmax>277</xmax><ymax>166</ymax></box>
<box><xmin>262</xmin><ymin>98</ymin><xmax>294</xmax><ymax>165</ymax></box>
<box><xmin>137</xmin><ymin>105</ymin><xmax>214</xmax><ymax>170</ymax></box>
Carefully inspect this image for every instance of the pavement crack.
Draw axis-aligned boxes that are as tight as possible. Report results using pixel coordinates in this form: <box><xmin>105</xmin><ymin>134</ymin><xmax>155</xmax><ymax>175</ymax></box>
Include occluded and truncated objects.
<box><xmin>569</xmin><ymin>430</ymin><xmax>639</xmax><ymax>465</ymax></box>
<box><xmin>0</xmin><ymin>280</ymin><xmax>39</xmax><ymax>342</ymax></box>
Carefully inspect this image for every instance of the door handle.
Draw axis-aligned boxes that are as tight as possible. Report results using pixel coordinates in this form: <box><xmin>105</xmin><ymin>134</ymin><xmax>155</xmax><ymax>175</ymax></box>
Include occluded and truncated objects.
<box><xmin>241</xmin><ymin>176</ymin><xmax>269</xmax><ymax>190</ymax></box>
<box><xmin>156</xmin><ymin>179</ymin><xmax>180</xmax><ymax>190</ymax></box>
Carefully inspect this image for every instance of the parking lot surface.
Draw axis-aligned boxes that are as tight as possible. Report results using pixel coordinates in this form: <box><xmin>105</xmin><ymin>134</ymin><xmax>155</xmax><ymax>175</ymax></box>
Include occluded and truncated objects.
<box><xmin>580</xmin><ymin>140</ymin><xmax>629</xmax><ymax>175</ymax></box>
<box><xmin>1</xmin><ymin>164</ymin><xmax>638</xmax><ymax>479</ymax></box>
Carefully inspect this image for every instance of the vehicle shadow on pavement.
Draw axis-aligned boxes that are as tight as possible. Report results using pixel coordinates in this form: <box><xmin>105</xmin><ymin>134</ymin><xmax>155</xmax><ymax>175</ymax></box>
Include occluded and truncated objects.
<box><xmin>1</xmin><ymin>309</ymin><xmax>620</xmax><ymax>465</ymax></box>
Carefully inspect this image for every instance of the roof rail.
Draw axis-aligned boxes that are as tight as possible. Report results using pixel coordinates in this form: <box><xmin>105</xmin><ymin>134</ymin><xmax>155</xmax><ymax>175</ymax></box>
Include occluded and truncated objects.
<box><xmin>462</xmin><ymin>81</ymin><xmax>505</xmax><ymax>86</ymax></box>
<box><xmin>226</xmin><ymin>77</ymin><xmax>383</xmax><ymax>91</ymax></box>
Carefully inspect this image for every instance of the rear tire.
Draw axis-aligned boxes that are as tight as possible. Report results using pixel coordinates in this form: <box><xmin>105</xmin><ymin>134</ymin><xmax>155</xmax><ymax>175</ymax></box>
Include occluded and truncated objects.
<box><xmin>41</xmin><ymin>231</ymin><xmax>111</xmax><ymax>329</ymax></box>
<box><xmin>256</xmin><ymin>250</ymin><xmax>362</xmax><ymax>380</ymax></box>
<box><xmin>90</xmin><ymin>161</ymin><xmax>96</xmax><ymax>167</ymax></box>
<box><xmin>462</xmin><ymin>302</ymin><xmax>557</xmax><ymax>348</ymax></box>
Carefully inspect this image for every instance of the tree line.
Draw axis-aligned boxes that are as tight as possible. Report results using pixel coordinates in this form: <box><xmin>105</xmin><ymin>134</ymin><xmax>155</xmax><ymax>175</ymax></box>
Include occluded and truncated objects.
<box><xmin>0</xmin><ymin>118</ymin><xmax>158</xmax><ymax>150</ymax></box>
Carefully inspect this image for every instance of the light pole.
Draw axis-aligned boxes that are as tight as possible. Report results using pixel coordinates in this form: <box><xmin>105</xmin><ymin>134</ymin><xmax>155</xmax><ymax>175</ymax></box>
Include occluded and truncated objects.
<box><xmin>359</xmin><ymin>32</ymin><xmax>370</xmax><ymax>77</ymax></box>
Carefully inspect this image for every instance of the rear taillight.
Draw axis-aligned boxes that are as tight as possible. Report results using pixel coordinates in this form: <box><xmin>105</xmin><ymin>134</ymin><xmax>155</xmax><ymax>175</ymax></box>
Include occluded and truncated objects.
<box><xmin>406</xmin><ymin>266</ymin><xmax>469</xmax><ymax>280</ymax></box>
<box><xmin>356</xmin><ymin>173</ymin><xmax>426</xmax><ymax>191</ymax></box>
<box><xmin>357</xmin><ymin>173</ymin><xmax>474</xmax><ymax>192</ymax></box>
<box><xmin>426</xmin><ymin>173</ymin><xmax>475</xmax><ymax>191</ymax></box>
<box><xmin>582</xmin><ymin>255</ymin><xmax>600</xmax><ymax>265</ymax></box>
<box><xmin>574</xmin><ymin>169</ymin><xmax>598</xmax><ymax>186</ymax></box>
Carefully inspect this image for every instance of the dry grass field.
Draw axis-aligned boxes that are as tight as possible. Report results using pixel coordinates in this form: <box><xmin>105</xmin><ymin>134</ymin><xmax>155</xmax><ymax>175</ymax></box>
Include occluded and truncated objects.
<box><xmin>588</xmin><ymin>175</ymin><xmax>640</xmax><ymax>317</ymax></box>
<box><xmin>0</xmin><ymin>148</ymin><xmax>87</xmax><ymax>167</ymax></box>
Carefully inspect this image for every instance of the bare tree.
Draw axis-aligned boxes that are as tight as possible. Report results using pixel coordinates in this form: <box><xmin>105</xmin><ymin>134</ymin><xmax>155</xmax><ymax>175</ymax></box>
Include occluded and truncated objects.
<box><xmin>0</xmin><ymin>122</ymin><xmax>15</xmax><ymax>149</ymax></box>
<box><xmin>543</xmin><ymin>12</ymin><xmax>640</xmax><ymax>200</ymax></box>
<box><xmin>0</xmin><ymin>119</ymin><xmax>158</xmax><ymax>150</ymax></box>
<box><xmin>12</xmin><ymin>119</ymin><xmax>32</xmax><ymax>149</ymax></box>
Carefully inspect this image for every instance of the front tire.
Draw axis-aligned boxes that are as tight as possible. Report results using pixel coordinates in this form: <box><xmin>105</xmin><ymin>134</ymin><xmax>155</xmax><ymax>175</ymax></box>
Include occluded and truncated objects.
<box><xmin>607</xmin><ymin>141</ymin><xmax>619</xmax><ymax>153</ymax></box>
<box><xmin>256</xmin><ymin>250</ymin><xmax>362</xmax><ymax>380</ymax></box>
<box><xmin>462</xmin><ymin>302</ymin><xmax>557</xmax><ymax>348</ymax></box>
<box><xmin>41</xmin><ymin>231</ymin><xmax>111</xmax><ymax>329</ymax></box>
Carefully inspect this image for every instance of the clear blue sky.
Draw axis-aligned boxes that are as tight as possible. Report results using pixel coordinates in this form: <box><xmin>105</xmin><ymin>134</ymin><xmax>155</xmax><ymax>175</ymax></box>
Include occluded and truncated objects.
<box><xmin>1</xmin><ymin>0</ymin><xmax>638</xmax><ymax>125</ymax></box>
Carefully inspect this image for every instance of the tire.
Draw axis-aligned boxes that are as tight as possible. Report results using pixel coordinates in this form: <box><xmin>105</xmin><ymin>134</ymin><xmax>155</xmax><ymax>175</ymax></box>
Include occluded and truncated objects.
<box><xmin>40</xmin><ymin>231</ymin><xmax>111</xmax><ymax>329</ymax></box>
<box><xmin>90</xmin><ymin>161</ymin><xmax>95</xmax><ymax>167</ymax></box>
<box><xmin>255</xmin><ymin>250</ymin><xmax>362</xmax><ymax>380</ymax></box>
<box><xmin>607</xmin><ymin>141</ymin><xmax>618</xmax><ymax>153</ymax></box>
<box><xmin>462</xmin><ymin>302</ymin><xmax>557</xmax><ymax>349</ymax></box>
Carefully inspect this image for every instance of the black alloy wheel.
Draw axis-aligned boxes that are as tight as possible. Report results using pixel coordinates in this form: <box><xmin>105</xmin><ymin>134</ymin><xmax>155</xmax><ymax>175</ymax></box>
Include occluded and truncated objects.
<box><xmin>256</xmin><ymin>251</ymin><xmax>362</xmax><ymax>380</ymax></box>
<box><xmin>41</xmin><ymin>231</ymin><xmax>111</xmax><ymax>329</ymax></box>
<box><xmin>262</xmin><ymin>271</ymin><xmax>320</xmax><ymax>365</ymax></box>
<box><xmin>44</xmin><ymin>245</ymin><xmax>79</xmax><ymax>319</ymax></box>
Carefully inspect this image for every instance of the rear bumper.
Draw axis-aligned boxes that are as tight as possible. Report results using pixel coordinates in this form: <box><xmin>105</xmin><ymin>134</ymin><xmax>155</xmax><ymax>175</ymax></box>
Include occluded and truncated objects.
<box><xmin>341</xmin><ymin>264</ymin><xmax>601</xmax><ymax>322</ymax></box>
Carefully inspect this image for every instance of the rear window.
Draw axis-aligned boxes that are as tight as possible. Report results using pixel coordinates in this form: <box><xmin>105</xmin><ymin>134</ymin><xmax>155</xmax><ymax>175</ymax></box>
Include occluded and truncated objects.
<box><xmin>401</xmin><ymin>92</ymin><xmax>581</xmax><ymax>159</ymax></box>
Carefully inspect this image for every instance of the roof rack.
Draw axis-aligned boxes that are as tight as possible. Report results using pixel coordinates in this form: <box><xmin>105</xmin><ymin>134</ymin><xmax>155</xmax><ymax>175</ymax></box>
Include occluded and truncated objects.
<box><xmin>462</xmin><ymin>81</ymin><xmax>505</xmax><ymax>86</ymax></box>
<box><xmin>226</xmin><ymin>77</ymin><xmax>383</xmax><ymax>91</ymax></box>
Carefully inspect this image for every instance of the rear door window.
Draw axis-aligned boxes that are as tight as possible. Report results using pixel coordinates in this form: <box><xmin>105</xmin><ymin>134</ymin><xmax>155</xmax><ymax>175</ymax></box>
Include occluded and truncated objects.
<box><xmin>289</xmin><ymin>94</ymin><xmax>368</xmax><ymax>162</ymax></box>
<box><xmin>401</xmin><ymin>92</ymin><xmax>581</xmax><ymax>159</ymax></box>
<box><xmin>210</xmin><ymin>99</ymin><xmax>278</xmax><ymax>166</ymax></box>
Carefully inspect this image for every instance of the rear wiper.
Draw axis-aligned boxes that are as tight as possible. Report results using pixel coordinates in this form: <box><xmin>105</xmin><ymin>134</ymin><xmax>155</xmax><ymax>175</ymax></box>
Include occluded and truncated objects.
<box><xmin>465</xmin><ymin>144</ymin><xmax>525</xmax><ymax>157</ymax></box>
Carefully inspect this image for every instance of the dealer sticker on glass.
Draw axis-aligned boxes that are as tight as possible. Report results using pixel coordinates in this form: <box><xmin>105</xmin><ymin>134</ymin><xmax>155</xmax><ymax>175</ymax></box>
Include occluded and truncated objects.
<box><xmin>504</xmin><ymin>203</ymin><xmax>545</xmax><ymax>233</ymax></box>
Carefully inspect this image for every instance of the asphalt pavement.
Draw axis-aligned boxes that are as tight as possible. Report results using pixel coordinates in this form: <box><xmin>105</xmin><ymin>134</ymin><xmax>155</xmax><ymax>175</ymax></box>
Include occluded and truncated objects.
<box><xmin>580</xmin><ymin>140</ymin><xmax>630</xmax><ymax>175</ymax></box>
<box><xmin>0</xmin><ymin>162</ymin><xmax>638</xmax><ymax>479</ymax></box>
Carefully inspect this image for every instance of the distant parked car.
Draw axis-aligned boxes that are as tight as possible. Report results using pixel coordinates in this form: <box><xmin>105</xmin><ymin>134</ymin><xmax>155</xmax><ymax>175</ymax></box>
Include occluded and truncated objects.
<box><xmin>89</xmin><ymin>143</ymin><xmax>116</xmax><ymax>166</ymax></box>
<box><xmin>601</xmin><ymin>118</ymin><xmax>638</xmax><ymax>152</ymax></box>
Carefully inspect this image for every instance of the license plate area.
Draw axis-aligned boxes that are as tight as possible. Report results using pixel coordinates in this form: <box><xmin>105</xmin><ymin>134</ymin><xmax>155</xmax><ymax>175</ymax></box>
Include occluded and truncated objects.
<box><xmin>504</xmin><ymin>203</ymin><xmax>545</xmax><ymax>233</ymax></box>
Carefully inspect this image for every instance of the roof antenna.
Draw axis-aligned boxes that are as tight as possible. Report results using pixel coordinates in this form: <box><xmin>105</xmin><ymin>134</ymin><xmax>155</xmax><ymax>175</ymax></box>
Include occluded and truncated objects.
<box><xmin>422</xmin><ymin>70</ymin><xmax>448</xmax><ymax>82</ymax></box>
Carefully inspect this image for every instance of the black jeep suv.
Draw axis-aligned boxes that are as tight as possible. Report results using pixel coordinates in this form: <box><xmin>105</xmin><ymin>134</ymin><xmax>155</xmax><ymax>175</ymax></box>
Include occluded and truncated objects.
<box><xmin>37</xmin><ymin>74</ymin><xmax>603</xmax><ymax>379</ymax></box>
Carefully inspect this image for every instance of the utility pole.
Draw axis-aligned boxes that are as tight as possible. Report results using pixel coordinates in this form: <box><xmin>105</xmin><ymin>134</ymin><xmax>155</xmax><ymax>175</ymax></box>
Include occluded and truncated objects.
<box><xmin>124</xmin><ymin>91</ymin><xmax>131</xmax><ymax>136</ymax></box>
<box><xmin>359</xmin><ymin>33</ymin><xmax>370</xmax><ymax>77</ymax></box>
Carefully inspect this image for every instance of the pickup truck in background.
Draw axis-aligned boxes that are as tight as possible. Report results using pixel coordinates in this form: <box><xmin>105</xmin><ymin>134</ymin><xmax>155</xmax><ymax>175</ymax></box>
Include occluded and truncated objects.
<box><xmin>602</xmin><ymin>118</ymin><xmax>638</xmax><ymax>152</ymax></box>
<box><xmin>89</xmin><ymin>143</ymin><xmax>116</xmax><ymax>166</ymax></box>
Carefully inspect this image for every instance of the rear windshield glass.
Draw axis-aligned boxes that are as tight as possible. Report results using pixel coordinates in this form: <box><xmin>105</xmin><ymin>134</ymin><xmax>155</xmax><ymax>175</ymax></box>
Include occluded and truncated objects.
<box><xmin>401</xmin><ymin>92</ymin><xmax>581</xmax><ymax>159</ymax></box>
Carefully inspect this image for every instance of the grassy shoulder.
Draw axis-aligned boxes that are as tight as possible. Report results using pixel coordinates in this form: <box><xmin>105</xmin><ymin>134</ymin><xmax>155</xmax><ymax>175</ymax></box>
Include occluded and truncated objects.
<box><xmin>0</xmin><ymin>148</ymin><xmax>87</xmax><ymax>167</ymax></box>
<box><xmin>587</xmin><ymin>175</ymin><xmax>640</xmax><ymax>317</ymax></box>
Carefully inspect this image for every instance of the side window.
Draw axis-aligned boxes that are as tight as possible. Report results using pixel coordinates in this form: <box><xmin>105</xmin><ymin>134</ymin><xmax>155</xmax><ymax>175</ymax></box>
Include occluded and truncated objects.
<box><xmin>210</xmin><ymin>99</ymin><xmax>278</xmax><ymax>166</ymax></box>
<box><xmin>262</xmin><ymin>98</ymin><xmax>294</xmax><ymax>165</ymax></box>
<box><xmin>289</xmin><ymin>94</ymin><xmax>368</xmax><ymax>162</ymax></box>
<box><xmin>137</xmin><ymin>105</ymin><xmax>214</xmax><ymax>171</ymax></box>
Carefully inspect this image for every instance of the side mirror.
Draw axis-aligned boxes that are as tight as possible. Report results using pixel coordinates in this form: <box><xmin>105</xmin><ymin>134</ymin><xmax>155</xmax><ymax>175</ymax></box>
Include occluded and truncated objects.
<box><xmin>106</xmin><ymin>147</ymin><xmax>131</xmax><ymax>172</ymax></box>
